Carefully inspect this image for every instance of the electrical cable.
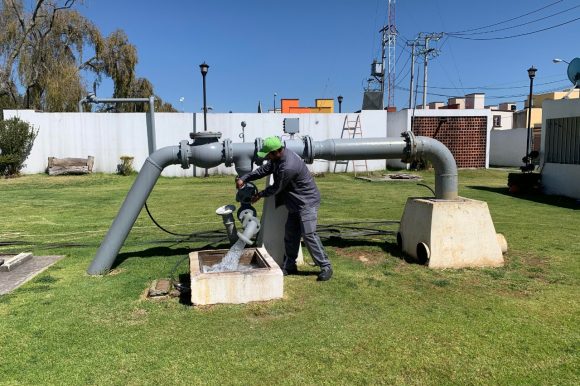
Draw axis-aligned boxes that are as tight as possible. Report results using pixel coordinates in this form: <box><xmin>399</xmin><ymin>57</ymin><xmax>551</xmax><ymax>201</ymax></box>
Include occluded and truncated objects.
<box><xmin>447</xmin><ymin>16</ymin><xmax>580</xmax><ymax>41</ymax></box>
<box><xmin>144</xmin><ymin>201</ymin><xmax>192</xmax><ymax>237</ymax></box>
<box><xmin>448</xmin><ymin>4</ymin><xmax>580</xmax><ymax>36</ymax></box>
<box><xmin>428</xmin><ymin>79</ymin><xmax>569</xmax><ymax>91</ymax></box>
<box><xmin>416</xmin><ymin>183</ymin><xmax>436</xmax><ymax>196</ymax></box>
<box><xmin>447</xmin><ymin>0</ymin><xmax>563</xmax><ymax>34</ymax></box>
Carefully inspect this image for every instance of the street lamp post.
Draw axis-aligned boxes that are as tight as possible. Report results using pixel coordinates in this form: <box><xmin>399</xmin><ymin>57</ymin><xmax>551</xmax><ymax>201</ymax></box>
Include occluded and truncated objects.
<box><xmin>199</xmin><ymin>62</ymin><xmax>209</xmax><ymax>131</ymax></box>
<box><xmin>552</xmin><ymin>58</ymin><xmax>570</xmax><ymax>64</ymax></box>
<box><xmin>273</xmin><ymin>92</ymin><xmax>277</xmax><ymax>113</ymax></box>
<box><xmin>525</xmin><ymin>66</ymin><xmax>537</xmax><ymax>170</ymax></box>
<box><xmin>337</xmin><ymin>95</ymin><xmax>343</xmax><ymax>113</ymax></box>
<box><xmin>199</xmin><ymin>62</ymin><xmax>209</xmax><ymax>177</ymax></box>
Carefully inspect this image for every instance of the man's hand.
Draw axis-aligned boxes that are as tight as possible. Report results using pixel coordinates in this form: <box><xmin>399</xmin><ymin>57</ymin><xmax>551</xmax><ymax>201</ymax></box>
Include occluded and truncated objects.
<box><xmin>235</xmin><ymin>177</ymin><xmax>245</xmax><ymax>190</ymax></box>
<box><xmin>251</xmin><ymin>194</ymin><xmax>261</xmax><ymax>204</ymax></box>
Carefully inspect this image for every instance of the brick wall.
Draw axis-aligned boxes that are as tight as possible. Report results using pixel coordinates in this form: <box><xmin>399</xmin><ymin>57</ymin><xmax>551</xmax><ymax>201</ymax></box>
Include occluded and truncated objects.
<box><xmin>412</xmin><ymin>116</ymin><xmax>487</xmax><ymax>168</ymax></box>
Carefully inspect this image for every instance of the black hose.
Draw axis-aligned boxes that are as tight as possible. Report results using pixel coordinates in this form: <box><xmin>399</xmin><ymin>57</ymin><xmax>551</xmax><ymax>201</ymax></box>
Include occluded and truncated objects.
<box><xmin>416</xmin><ymin>183</ymin><xmax>436</xmax><ymax>196</ymax></box>
<box><xmin>144</xmin><ymin>201</ymin><xmax>192</xmax><ymax>237</ymax></box>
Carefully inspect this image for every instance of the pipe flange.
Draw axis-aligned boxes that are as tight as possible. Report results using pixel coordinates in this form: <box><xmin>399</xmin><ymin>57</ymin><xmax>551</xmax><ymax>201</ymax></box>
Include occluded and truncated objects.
<box><xmin>303</xmin><ymin>135</ymin><xmax>314</xmax><ymax>164</ymax></box>
<box><xmin>223</xmin><ymin>138</ymin><xmax>234</xmax><ymax>167</ymax></box>
<box><xmin>254</xmin><ymin>138</ymin><xmax>264</xmax><ymax>165</ymax></box>
<box><xmin>190</xmin><ymin>131</ymin><xmax>222</xmax><ymax>146</ymax></box>
<box><xmin>401</xmin><ymin>131</ymin><xmax>417</xmax><ymax>163</ymax></box>
<box><xmin>179</xmin><ymin>140</ymin><xmax>191</xmax><ymax>169</ymax></box>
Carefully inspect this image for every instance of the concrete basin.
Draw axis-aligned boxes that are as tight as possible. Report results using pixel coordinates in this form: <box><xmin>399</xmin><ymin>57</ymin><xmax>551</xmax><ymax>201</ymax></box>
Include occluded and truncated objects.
<box><xmin>189</xmin><ymin>247</ymin><xmax>283</xmax><ymax>305</ymax></box>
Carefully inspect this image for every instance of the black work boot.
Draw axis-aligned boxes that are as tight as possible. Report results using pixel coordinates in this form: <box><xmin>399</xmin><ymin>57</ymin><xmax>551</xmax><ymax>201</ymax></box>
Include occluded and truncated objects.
<box><xmin>282</xmin><ymin>265</ymin><xmax>298</xmax><ymax>276</ymax></box>
<box><xmin>317</xmin><ymin>266</ymin><xmax>333</xmax><ymax>281</ymax></box>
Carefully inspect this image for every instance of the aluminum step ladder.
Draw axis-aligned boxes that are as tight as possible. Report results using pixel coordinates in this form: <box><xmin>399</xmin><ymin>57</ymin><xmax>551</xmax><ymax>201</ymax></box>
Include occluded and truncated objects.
<box><xmin>333</xmin><ymin>115</ymin><xmax>369</xmax><ymax>176</ymax></box>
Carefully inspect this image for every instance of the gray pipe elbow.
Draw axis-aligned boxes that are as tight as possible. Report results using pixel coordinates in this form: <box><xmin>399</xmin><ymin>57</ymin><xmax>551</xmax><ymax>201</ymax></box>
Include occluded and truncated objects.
<box><xmin>415</xmin><ymin>136</ymin><xmax>458</xmax><ymax>200</ymax></box>
<box><xmin>148</xmin><ymin>146</ymin><xmax>181</xmax><ymax>170</ymax></box>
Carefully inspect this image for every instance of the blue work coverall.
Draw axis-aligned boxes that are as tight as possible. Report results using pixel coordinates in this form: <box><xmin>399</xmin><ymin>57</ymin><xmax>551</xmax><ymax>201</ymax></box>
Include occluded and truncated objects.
<box><xmin>239</xmin><ymin>148</ymin><xmax>331</xmax><ymax>270</ymax></box>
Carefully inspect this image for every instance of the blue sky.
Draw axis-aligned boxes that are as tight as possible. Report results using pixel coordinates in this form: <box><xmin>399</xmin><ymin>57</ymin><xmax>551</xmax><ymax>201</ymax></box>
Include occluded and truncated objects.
<box><xmin>79</xmin><ymin>0</ymin><xmax>579</xmax><ymax>113</ymax></box>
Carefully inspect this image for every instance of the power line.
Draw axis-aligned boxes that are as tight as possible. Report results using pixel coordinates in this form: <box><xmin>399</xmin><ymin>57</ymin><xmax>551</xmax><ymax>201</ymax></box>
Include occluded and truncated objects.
<box><xmin>448</xmin><ymin>16</ymin><xmax>580</xmax><ymax>41</ymax></box>
<box><xmin>447</xmin><ymin>0</ymin><xmax>563</xmax><ymax>34</ymax></box>
<box><xmin>395</xmin><ymin>85</ymin><xmax>572</xmax><ymax>100</ymax></box>
<box><xmin>429</xmin><ymin>79</ymin><xmax>569</xmax><ymax>91</ymax></box>
<box><xmin>449</xmin><ymin>4</ymin><xmax>580</xmax><ymax>36</ymax></box>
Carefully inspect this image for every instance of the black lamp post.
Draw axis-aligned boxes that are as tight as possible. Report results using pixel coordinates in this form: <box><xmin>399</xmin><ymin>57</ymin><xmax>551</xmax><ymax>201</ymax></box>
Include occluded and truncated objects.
<box><xmin>199</xmin><ymin>62</ymin><xmax>209</xmax><ymax>131</ymax></box>
<box><xmin>525</xmin><ymin>66</ymin><xmax>537</xmax><ymax>170</ymax></box>
<box><xmin>337</xmin><ymin>95</ymin><xmax>343</xmax><ymax>113</ymax></box>
<box><xmin>273</xmin><ymin>92</ymin><xmax>277</xmax><ymax>113</ymax></box>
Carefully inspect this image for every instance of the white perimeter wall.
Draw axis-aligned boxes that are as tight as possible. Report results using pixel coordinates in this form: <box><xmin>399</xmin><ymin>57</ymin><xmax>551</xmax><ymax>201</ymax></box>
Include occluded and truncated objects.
<box><xmin>4</xmin><ymin>107</ymin><xmax>494</xmax><ymax>176</ymax></box>
<box><xmin>4</xmin><ymin>110</ymin><xmax>390</xmax><ymax>176</ymax></box>
<box><xmin>540</xmin><ymin>99</ymin><xmax>580</xmax><ymax>199</ymax></box>
<box><xmin>489</xmin><ymin>128</ymin><xmax>527</xmax><ymax>167</ymax></box>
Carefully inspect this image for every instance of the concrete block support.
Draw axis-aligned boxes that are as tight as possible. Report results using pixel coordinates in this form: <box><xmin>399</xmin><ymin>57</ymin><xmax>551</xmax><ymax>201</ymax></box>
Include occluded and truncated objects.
<box><xmin>256</xmin><ymin>175</ymin><xmax>304</xmax><ymax>267</ymax></box>
<box><xmin>398</xmin><ymin>198</ymin><xmax>505</xmax><ymax>269</ymax></box>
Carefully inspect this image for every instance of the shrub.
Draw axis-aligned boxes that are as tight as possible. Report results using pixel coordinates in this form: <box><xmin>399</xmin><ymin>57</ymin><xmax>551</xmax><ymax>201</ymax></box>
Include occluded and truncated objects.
<box><xmin>117</xmin><ymin>155</ymin><xmax>135</xmax><ymax>176</ymax></box>
<box><xmin>0</xmin><ymin>118</ymin><xmax>38</xmax><ymax>178</ymax></box>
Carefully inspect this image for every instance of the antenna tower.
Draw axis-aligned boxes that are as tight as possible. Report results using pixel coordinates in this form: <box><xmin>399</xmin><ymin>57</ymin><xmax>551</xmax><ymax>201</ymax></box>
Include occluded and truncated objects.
<box><xmin>385</xmin><ymin>0</ymin><xmax>397</xmax><ymax>108</ymax></box>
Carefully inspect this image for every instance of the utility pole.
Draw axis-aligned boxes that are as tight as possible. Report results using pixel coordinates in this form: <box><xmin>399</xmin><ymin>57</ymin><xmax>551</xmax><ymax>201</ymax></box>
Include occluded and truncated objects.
<box><xmin>418</xmin><ymin>33</ymin><xmax>443</xmax><ymax>109</ymax></box>
<box><xmin>380</xmin><ymin>0</ymin><xmax>397</xmax><ymax>109</ymax></box>
<box><xmin>406</xmin><ymin>39</ymin><xmax>420</xmax><ymax>109</ymax></box>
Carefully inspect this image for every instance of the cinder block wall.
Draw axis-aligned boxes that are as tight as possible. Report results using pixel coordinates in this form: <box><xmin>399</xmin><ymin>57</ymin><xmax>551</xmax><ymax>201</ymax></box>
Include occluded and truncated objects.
<box><xmin>412</xmin><ymin>116</ymin><xmax>488</xmax><ymax>168</ymax></box>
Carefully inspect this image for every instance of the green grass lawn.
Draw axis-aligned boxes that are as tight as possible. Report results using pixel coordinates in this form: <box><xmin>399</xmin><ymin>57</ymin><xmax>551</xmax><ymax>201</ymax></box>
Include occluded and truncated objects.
<box><xmin>0</xmin><ymin>170</ymin><xmax>578</xmax><ymax>385</ymax></box>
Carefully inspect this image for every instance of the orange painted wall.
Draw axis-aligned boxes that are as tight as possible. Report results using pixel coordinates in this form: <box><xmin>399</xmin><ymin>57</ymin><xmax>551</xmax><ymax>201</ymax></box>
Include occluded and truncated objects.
<box><xmin>281</xmin><ymin>99</ymin><xmax>299</xmax><ymax>113</ymax></box>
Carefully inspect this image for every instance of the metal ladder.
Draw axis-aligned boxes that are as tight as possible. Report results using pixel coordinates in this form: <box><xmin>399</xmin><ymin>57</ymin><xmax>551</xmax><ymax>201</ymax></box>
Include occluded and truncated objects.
<box><xmin>333</xmin><ymin>115</ymin><xmax>369</xmax><ymax>176</ymax></box>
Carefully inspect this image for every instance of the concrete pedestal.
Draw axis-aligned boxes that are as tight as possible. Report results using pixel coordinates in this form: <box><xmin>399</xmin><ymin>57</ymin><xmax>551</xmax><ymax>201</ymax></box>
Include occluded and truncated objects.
<box><xmin>256</xmin><ymin>175</ymin><xmax>304</xmax><ymax>267</ymax></box>
<box><xmin>398</xmin><ymin>197</ymin><xmax>505</xmax><ymax>269</ymax></box>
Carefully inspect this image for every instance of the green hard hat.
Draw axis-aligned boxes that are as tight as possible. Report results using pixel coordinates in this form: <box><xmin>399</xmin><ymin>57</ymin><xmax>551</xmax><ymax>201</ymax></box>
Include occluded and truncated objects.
<box><xmin>257</xmin><ymin>136</ymin><xmax>283</xmax><ymax>158</ymax></box>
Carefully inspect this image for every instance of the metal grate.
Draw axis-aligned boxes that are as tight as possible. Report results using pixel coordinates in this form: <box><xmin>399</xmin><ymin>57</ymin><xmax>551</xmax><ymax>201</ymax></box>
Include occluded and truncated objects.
<box><xmin>545</xmin><ymin>117</ymin><xmax>580</xmax><ymax>165</ymax></box>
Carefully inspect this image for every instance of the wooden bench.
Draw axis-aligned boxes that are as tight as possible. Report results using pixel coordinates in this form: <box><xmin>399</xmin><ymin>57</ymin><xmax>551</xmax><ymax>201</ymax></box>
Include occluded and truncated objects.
<box><xmin>47</xmin><ymin>156</ymin><xmax>94</xmax><ymax>176</ymax></box>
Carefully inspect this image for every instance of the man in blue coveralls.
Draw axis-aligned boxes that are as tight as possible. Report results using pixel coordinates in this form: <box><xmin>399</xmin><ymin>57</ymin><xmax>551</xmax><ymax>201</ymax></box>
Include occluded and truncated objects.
<box><xmin>236</xmin><ymin>136</ymin><xmax>333</xmax><ymax>281</ymax></box>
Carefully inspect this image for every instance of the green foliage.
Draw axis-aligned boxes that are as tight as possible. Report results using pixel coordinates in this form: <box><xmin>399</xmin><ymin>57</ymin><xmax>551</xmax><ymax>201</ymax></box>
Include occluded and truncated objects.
<box><xmin>0</xmin><ymin>1</ymin><xmax>176</xmax><ymax>112</ymax></box>
<box><xmin>117</xmin><ymin>155</ymin><xmax>135</xmax><ymax>176</ymax></box>
<box><xmin>0</xmin><ymin>117</ymin><xmax>38</xmax><ymax>177</ymax></box>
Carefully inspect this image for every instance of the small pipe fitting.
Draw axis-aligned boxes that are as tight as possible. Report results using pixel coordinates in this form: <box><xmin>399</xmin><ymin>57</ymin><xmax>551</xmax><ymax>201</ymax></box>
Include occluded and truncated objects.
<box><xmin>236</xmin><ymin>209</ymin><xmax>261</xmax><ymax>245</ymax></box>
<box><xmin>216</xmin><ymin>205</ymin><xmax>238</xmax><ymax>245</ymax></box>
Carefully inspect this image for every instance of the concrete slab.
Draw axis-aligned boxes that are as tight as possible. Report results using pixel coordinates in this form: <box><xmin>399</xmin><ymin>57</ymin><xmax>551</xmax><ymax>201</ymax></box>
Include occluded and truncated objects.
<box><xmin>0</xmin><ymin>255</ymin><xmax>64</xmax><ymax>295</ymax></box>
<box><xmin>0</xmin><ymin>252</ymin><xmax>33</xmax><ymax>272</ymax></box>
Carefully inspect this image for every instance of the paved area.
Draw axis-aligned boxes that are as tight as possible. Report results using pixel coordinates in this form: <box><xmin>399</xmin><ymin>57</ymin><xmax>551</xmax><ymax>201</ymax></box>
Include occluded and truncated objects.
<box><xmin>0</xmin><ymin>255</ymin><xmax>64</xmax><ymax>295</ymax></box>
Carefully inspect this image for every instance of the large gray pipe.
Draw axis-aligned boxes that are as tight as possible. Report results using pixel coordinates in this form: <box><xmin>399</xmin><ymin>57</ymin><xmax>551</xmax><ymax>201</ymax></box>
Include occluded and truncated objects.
<box><xmin>87</xmin><ymin>146</ymin><xmax>180</xmax><ymax>274</ymax></box>
<box><xmin>87</xmin><ymin>133</ymin><xmax>457</xmax><ymax>274</ymax></box>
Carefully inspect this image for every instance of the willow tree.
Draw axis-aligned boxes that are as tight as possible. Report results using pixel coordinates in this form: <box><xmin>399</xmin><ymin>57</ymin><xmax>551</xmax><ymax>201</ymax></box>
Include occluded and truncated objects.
<box><xmin>0</xmin><ymin>0</ymin><xmax>175</xmax><ymax>112</ymax></box>
<box><xmin>0</xmin><ymin>0</ymin><xmax>102</xmax><ymax>110</ymax></box>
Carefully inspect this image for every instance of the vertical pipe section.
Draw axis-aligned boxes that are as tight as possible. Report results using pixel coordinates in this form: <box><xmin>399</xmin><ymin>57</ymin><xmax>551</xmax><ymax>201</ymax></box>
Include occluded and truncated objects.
<box><xmin>87</xmin><ymin>146</ymin><xmax>180</xmax><ymax>274</ymax></box>
<box><xmin>146</xmin><ymin>96</ymin><xmax>157</xmax><ymax>155</ymax></box>
<box><xmin>415</xmin><ymin>136</ymin><xmax>458</xmax><ymax>200</ymax></box>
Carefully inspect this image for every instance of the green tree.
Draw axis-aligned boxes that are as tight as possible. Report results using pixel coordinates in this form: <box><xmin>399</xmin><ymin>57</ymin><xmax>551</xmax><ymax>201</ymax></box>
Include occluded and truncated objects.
<box><xmin>0</xmin><ymin>116</ymin><xmax>37</xmax><ymax>177</ymax></box>
<box><xmin>0</xmin><ymin>0</ymin><xmax>176</xmax><ymax>113</ymax></box>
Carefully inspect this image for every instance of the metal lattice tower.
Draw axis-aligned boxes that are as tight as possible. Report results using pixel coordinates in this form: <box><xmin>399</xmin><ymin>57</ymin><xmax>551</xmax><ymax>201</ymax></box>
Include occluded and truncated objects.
<box><xmin>385</xmin><ymin>0</ymin><xmax>397</xmax><ymax>108</ymax></box>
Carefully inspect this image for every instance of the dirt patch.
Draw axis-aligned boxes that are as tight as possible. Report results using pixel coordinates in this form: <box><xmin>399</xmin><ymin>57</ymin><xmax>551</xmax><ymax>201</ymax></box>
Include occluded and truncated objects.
<box><xmin>334</xmin><ymin>247</ymin><xmax>386</xmax><ymax>266</ymax></box>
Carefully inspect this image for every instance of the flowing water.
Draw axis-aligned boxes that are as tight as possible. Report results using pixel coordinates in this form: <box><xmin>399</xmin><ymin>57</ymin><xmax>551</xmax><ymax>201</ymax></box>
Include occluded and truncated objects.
<box><xmin>203</xmin><ymin>239</ymin><xmax>248</xmax><ymax>273</ymax></box>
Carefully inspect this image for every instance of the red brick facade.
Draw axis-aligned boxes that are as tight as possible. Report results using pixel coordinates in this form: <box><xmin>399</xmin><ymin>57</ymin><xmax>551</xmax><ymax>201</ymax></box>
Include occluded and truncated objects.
<box><xmin>412</xmin><ymin>116</ymin><xmax>487</xmax><ymax>168</ymax></box>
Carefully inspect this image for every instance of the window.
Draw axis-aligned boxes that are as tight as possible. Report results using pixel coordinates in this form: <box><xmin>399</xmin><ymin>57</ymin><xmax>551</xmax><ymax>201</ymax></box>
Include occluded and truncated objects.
<box><xmin>545</xmin><ymin>117</ymin><xmax>580</xmax><ymax>164</ymax></box>
<box><xmin>493</xmin><ymin>115</ymin><xmax>502</xmax><ymax>128</ymax></box>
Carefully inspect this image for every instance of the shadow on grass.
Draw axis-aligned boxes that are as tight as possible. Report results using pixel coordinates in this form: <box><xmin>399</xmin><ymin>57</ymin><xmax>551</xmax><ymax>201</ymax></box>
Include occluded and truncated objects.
<box><xmin>113</xmin><ymin>242</ymin><xmax>230</xmax><ymax>269</ymax></box>
<box><xmin>468</xmin><ymin>186</ymin><xmax>579</xmax><ymax>210</ymax></box>
<box><xmin>324</xmin><ymin>237</ymin><xmax>422</xmax><ymax>265</ymax></box>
